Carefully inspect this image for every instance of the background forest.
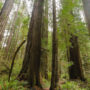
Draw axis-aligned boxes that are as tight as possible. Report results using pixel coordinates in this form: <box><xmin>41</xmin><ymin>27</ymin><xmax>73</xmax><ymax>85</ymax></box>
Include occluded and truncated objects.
<box><xmin>0</xmin><ymin>0</ymin><xmax>90</xmax><ymax>90</ymax></box>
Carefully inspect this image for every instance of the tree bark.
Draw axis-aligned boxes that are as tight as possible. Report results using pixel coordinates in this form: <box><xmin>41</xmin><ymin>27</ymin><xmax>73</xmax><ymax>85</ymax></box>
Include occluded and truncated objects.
<box><xmin>18</xmin><ymin>0</ymin><xmax>44</xmax><ymax>88</ymax></box>
<box><xmin>50</xmin><ymin>0</ymin><xmax>59</xmax><ymax>89</ymax></box>
<box><xmin>28</xmin><ymin>0</ymin><xmax>44</xmax><ymax>87</ymax></box>
<box><xmin>0</xmin><ymin>0</ymin><xmax>14</xmax><ymax>41</ymax></box>
<box><xmin>68</xmin><ymin>35</ymin><xmax>85</xmax><ymax>81</ymax></box>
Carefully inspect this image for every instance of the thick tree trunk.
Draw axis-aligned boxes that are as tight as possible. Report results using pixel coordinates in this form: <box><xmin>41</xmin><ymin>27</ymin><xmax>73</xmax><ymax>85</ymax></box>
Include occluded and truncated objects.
<box><xmin>82</xmin><ymin>0</ymin><xmax>90</xmax><ymax>35</ymax></box>
<box><xmin>50</xmin><ymin>0</ymin><xmax>59</xmax><ymax>89</ymax></box>
<box><xmin>0</xmin><ymin>0</ymin><xmax>14</xmax><ymax>41</ymax></box>
<box><xmin>41</xmin><ymin>0</ymin><xmax>48</xmax><ymax>79</ymax></box>
<box><xmin>18</xmin><ymin>0</ymin><xmax>44</xmax><ymax>88</ymax></box>
<box><xmin>68</xmin><ymin>35</ymin><xmax>85</xmax><ymax>81</ymax></box>
<box><xmin>28</xmin><ymin>0</ymin><xmax>44</xmax><ymax>87</ymax></box>
<box><xmin>18</xmin><ymin>18</ymin><xmax>33</xmax><ymax>80</ymax></box>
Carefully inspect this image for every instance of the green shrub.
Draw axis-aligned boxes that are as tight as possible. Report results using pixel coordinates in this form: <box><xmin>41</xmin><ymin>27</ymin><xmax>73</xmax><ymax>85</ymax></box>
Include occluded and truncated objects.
<box><xmin>0</xmin><ymin>79</ymin><xmax>28</xmax><ymax>90</ymax></box>
<box><xmin>61</xmin><ymin>81</ymin><xmax>87</xmax><ymax>90</ymax></box>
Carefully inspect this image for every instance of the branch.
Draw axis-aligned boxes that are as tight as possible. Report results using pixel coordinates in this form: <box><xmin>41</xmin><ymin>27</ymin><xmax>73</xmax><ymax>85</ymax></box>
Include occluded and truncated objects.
<box><xmin>8</xmin><ymin>40</ymin><xmax>26</xmax><ymax>81</ymax></box>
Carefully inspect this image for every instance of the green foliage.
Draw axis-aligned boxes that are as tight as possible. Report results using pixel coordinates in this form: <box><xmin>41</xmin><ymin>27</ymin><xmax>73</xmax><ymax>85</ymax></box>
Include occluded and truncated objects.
<box><xmin>14</xmin><ymin>0</ymin><xmax>20</xmax><ymax>4</ymax></box>
<box><xmin>0</xmin><ymin>79</ymin><xmax>28</xmax><ymax>90</ymax></box>
<box><xmin>0</xmin><ymin>58</ymin><xmax>28</xmax><ymax>90</ymax></box>
<box><xmin>48</xmin><ymin>72</ymin><xmax>51</xmax><ymax>81</ymax></box>
<box><xmin>42</xmin><ymin>78</ymin><xmax>50</xmax><ymax>88</ymax></box>
<box><xmin>0</xmin><ymin>2</ymin><xmax>2</xmax><ymax>10</ymax></box>
<box><xmin>58</xmin><ymin>0</ymin><xmax>88</xmax><ymax>49</ymax></box>
<box><xmin>61</xmin><ymin>81</ymin><xmax>87</xmax><ymax>90</ymax></box>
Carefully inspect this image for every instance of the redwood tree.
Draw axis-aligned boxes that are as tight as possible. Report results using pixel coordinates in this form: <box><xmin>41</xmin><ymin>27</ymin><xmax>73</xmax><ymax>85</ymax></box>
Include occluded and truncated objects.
<box><xmin>68</xmin><ymin>35</ymin><xmax>85</xmax><ymax>81</ymax></box>
<box><xmin>18</xmin><ymin>0</ymin><xmax>44</xmax><ymax>88</ymax></box>
<box><xmin>50</xmin><ymin>0</ymin><xmax>59</xmax><ymax>89</ymax></box>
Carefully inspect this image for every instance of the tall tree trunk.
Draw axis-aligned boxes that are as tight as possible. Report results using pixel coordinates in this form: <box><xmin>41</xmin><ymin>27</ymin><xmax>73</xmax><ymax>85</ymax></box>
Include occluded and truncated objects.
<box><xmin>68</xmin><ymin>35</ymin><xmax>85</xmax><ymax>81</ymax></box>
<box><xmin>4</xmin><ymin>1</ymin><xmax>20</xmax><ymax>55</ymax></box>
<box><xmin>50</xmin><ymin>0</ymin><xmax>59</xmax><ymax>89</ymax></box>
<box><xmin>41</xmin><ymin>0</ymin><xmax>48</xmax><ymax>79</ymax></box>
<box><xmin>5</xmin><ymin>12</ymin><xmax>18</xmax><ymax>56</ymax></box>
<box><xmin>82</xmin><ymin>0</ymin><xmax>90</xmax><ymax>35</ymax></box>
<box><xmin>18</xmin><ymin>0</ymin><xmax>44</xmax><ymax>88</ymax></box>
<box><xmin>28</xmin><ymin>0</ymin><xmax>44</xmax><ymax>87</ymax></box>
<box><xmin>0</xmin><ymin>0</ymin><xmax>14</xmax><ymax>41</ymax></box>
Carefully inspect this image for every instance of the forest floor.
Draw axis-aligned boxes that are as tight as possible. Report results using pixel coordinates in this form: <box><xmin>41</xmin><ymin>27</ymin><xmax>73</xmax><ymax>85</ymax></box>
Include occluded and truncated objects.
<box><xmin>0</xmin><ymin>73</ymin><xmax>90</xmax><ymax>90</ymax></box>
<box><xmin>0</xmin><ymin>59</ymin><xmax>90</xmax><ymax>90</ymax></box>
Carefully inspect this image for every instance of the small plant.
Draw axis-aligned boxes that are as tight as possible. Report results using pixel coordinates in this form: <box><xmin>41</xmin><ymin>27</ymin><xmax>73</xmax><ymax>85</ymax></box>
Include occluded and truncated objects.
<box><xmin>48</xmin><ymin>72</ymin><xmax>51</xmax><ymax>81</ymax></box>
<box><xmin>0</xmin><ymin>79</ymin><xmax>28</xmax><ymax>90</ymax></box>
<box><xmin>61</xmin><ymin>81</ymin><xmax>87</xmax><ymax>90</ymax></box>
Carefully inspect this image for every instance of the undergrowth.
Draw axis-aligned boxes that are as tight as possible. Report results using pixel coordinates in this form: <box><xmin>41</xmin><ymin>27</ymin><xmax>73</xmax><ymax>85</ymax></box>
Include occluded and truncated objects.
<box><xmin>0</xmin><ymin>59</ymin><xmax>90</xmax><ymax>90</ymax></box>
